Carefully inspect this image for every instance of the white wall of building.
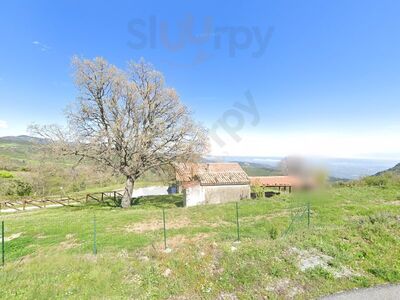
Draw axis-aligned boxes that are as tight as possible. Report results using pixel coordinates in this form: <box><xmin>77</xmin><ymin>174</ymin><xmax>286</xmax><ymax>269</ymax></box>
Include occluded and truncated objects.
<box><xmin>184</xmin><ymin>184</ymin><xmax>205</xmax><ymax>207</ymax></box>
<box><xmin>184</xmin><ymin>184</ymin><xmax>250</xmax><ymax>207</ymax></box>
<box><xmin>131</xmin><ymin>186</ymin><xmax>169</xmax><ymax>198</ymax></box>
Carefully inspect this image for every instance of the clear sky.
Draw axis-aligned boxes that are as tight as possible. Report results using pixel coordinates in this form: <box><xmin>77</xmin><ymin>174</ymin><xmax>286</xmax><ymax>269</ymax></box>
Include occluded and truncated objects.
<box><xmin>1</xmin><ymin>0</ymin><xmax>400</xmax><ymax>159</ymax></box>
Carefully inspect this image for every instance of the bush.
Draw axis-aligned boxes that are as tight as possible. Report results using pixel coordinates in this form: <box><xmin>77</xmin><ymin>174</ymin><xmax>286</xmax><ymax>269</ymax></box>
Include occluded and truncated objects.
<box><xmin>269</xmin><ymin>226</ymin><xmax>278</xmax><ymax>240</ymax></box>
<box><xmin>5</xmin><ymin>180</ymin><xmax>32</xmax><ymax>197</ymax></box>
<box><xmin>362</xmin><ymin>173</ymin><xmax>400</xmax><ymax>187</ymax></box>
<box><xmin>363</xmin><ymin>175</ymin><xmax>389</xmax><ymax>187</ymax></box>
<box><xmin>0</xmin><ymin>170</ymin><xmax>14</xmax><ymax>178</ymax></box>
<box><xmin>251</xmin><ymin>184</ymin><xmax>265</xmax><ymax>199</ymax></box>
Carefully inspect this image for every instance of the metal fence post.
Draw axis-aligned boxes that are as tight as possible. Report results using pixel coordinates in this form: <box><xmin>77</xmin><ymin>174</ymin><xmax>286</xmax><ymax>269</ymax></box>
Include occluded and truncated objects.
<box><xmin>93</xmin><ymin>214</ymin><xmax>97</xmax><ymax>255</ymax></box>
<box><xmin>236</xmin><ymin>202</ymin><xmax>240</xmax><ymax>241</ymax></box>
<box><xmin>162</xmin><ymin>208</ymin><xmax>167</xmax><ymax>250</ymax></box>
<box><xmin>307</xmin><ymin>202</ymin><xmax>310</xmax><ymax>228</ymax></box>
<box><xmin>1</xmin><ymin>221</ymin><xmax>4</xmax><ymax>266</ymax></box>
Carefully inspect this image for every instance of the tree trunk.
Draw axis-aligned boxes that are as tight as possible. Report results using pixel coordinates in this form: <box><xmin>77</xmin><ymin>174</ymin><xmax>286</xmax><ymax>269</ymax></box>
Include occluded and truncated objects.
<box><xmin>121</xmin><ymin>177</ymin><xmax>134</xmax><ymax>208</ymax></box>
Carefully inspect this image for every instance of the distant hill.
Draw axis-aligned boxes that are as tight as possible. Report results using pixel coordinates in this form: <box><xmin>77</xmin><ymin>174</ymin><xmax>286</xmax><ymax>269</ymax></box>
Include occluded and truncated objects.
<box><xmin>0</xmin><ymin>135</ymin><xmax>45</xmax><ymax>165</ymax></box>
<box><xmin>201</xmin><ymin>156</ymin><xmax>281</xmax><ymax>176</ymax></box>
<box><xmin>0</xmin><ymin>135</ymin><xmax>47</xmax><ymax>144</ymax></box>
<box><xmin>236</xmin><ymin>161</ymin><xmax>282</xmax><ymax>176</ymax></box>
<box><xmin>329</xmin><ymin>176</ymin><xmax>350</xmax><ymax>183</ymax></box>
<box><xmin>375</xmin><ymin>163</ymin><xmax>400</xmax><ymax>176</ymax></box>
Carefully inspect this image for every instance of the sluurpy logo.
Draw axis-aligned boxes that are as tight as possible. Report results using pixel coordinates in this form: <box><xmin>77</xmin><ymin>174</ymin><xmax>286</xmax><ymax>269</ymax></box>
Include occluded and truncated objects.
<box><xmin>127</xmin><ymin>14</ymin><xmax>274</xmax><ymax>67</ymax></box>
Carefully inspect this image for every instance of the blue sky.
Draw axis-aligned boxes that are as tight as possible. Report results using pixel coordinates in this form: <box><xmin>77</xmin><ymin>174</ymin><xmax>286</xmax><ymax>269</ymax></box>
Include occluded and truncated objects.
<box><xmin>1</xmin><ymin>0</ymin><xmax>400</xmax><ymax>158</ymax></box>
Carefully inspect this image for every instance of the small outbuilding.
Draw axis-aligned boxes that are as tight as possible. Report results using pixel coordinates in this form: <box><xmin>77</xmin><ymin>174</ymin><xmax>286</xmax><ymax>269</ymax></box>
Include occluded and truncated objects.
<box><xmin>175</xmin><ymin>163</ymin><xmax>250</xmax><ymax>207</ymax></box>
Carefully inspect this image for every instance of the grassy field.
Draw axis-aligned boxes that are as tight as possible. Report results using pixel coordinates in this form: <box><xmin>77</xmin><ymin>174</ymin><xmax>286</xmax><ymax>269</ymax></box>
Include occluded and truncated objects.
<box><xmin>0</xmin><ymin>185</ymin><xmax>399</xmax><ymax>299</ymax></box>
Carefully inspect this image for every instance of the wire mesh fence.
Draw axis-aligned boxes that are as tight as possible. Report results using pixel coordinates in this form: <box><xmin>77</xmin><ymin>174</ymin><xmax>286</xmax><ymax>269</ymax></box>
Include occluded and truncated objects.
<box><xmin>0</xmin><ymin>199</ymin><xmax>312</xmax><ymax>267</ymax></box>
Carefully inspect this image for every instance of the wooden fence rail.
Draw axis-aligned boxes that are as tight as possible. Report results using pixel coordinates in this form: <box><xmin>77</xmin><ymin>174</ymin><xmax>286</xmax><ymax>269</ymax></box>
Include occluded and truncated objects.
<box><xmin>0</xmin><ymin>196</ymin><xmax>85</xmax><ymax>212</ymax></box>
<box><xmin>85</xmin><ymin>191</ymin><xmax>124</xmax><ymax>206</ymax></box>
<box><xmin>0</xmin><ymin>190</ymin><xmax>125</xmax><ymax>212</ymax></box>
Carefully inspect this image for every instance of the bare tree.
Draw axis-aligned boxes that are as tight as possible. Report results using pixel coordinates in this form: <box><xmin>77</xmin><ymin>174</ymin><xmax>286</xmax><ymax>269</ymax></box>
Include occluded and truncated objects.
<box><xmin>31</xmin><ymin>57</ymin><xmax>208</xmax><ymax>207</ymax></box>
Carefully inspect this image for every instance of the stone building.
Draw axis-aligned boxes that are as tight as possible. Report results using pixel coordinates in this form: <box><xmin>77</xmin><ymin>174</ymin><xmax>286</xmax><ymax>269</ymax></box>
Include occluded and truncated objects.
<box><xmin>175</xmin><ymin>163</ymin><xmax>250</xmax><ymax>207</ymax></box>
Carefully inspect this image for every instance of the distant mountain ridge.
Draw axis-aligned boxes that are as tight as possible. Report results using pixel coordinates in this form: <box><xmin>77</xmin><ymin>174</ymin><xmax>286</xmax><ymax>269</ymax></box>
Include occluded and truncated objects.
<box><xmin>203</xmin><ymin>156</ymin><xmax>281</xmax><ymax>176</ymax></box>
<box><xmin>235</xmin><ymin>161</ymin><xmax>282</xmax><ymax>176</ymax></box>
<box><xmin>0</xmin><ymin>135</ymin><xmax>47</xmax><ymax>144</ymax></box>
<box><xmin>1</xmin><ymin>136</ymin><xmax>398</xmax><ymax>179</ymax></box>
<box><xmin>375</xmin><ymin>163</ymin><xmax>400</xmax><ymax>176</ymax></box>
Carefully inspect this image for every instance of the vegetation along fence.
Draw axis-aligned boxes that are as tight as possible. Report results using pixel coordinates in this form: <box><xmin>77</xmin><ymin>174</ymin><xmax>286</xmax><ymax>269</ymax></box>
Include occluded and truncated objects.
<box><xmin>0</xmin><ymin>199</ymin><xmax>312</xmax><ymax>267</ymax></box>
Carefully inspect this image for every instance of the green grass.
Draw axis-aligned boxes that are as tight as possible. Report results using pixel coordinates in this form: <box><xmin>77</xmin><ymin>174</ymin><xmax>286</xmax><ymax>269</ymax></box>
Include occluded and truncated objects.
<box><xmin>0</xmin><ymin>186</ymin><xmax>400</xmax><ymax>299</ymax></box>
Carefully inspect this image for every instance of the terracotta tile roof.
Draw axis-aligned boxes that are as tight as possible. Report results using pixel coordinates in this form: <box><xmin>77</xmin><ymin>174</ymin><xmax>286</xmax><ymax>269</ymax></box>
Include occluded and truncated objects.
<box><xmin>249</xmin><ymin>176</ymin><xmax>303</xmax><ymax>187</ymax></box>
<box><xmin>175</xmin><ymin>163</ymin><xmax>249</xmax><ymax>186</ymax></box>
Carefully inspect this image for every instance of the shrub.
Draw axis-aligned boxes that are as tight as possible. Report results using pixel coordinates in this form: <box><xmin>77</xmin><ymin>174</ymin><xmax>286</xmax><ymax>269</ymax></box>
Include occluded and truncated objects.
<box><xmin>5</xmin><ymin>180</ymin><xmax>32</xmax><ymax>196</ymax></box>
<box><xmin>0</xmin><ymin>170</ymin><xmax>14</xmax><ymax>178</ymax></box>
<box><xmin>361</xmin><ymin>173</ymin><xmax>400</xmax><ymax>187</ymax></box>
<box><xmin>363</xmin><ymin>175</ymin><xmax>389</xmax><ymax>187</ymax></box>
<box><xmin>251</xmin><ymin>183</ymin><xmax>264</xmax><ymax>199</ymax></box>
<box><xmin>269</xmin><ymin>226</ymin><xmax>278</xmax><ymax>240</ymax></box>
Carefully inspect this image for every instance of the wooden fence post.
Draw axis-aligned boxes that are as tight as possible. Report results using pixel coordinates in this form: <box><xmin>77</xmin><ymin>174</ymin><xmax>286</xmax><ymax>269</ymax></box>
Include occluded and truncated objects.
<box><xmin>1</xmin><ymin>221</ymin><xmax>4</xmax><ymax>266</ymax></box>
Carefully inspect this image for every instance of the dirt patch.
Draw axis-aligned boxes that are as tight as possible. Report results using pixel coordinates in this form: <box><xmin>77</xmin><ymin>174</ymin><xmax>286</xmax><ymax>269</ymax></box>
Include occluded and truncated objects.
<box><xmin>5</xmin><ymin>232</ymin><xmax>23</xmax><ymax>242</ymax></box>
<box><xmin>217</xmin><ymin>292</ymin><xmax>238</xmax><ymax>300</ymax></box>
<box><xmin>167</xmin><ymin>296</ymin><xmax>201</xmax><ymax>300</ymax></box>
<box><xmin>150</xmin><ymin>232</ymin><xmax>213</xmax><ymax>251</ymax></box>
<box><xmin>266</xmin><ymin>279</ymin><xmax>304</xmax><ymax>298</ymax></box>
<box><xmin>162</xmin><ymin>268</ymin><xmax>172</xmax><ymax>277</ymax></box>
<box><xmin>289</xmin><ymin>247</ymin><xmax>358</xmax><ymax>278</ymax></box>
<box><xmin>125</xmin><ymin>217</ymin><xmax>193</xmax><ymax>233</ymax></box>
<box><xmin>141</xmin><ymin>232</ymin><xmax>220</xmax><ymax>266</ymax></box>
<box><xmin>332</xmin><ymin>266</ymin><xmax>357</xmax><ymax>278</ymax></box>
<box><xmin>124</xmin><ymin>266</ymin><xmax>143</xmax><ymax>285</ymax></box>
<box><xmin>59</xmin><ymin>234</ymin><xmax>81</xmax><ymax>250</ymax></box>
<box><xmin>82</xmin><ymin>253</ymin><xmax>97</xmax><ymax>262</ymax></box>
<box><xmin>386</xmin><ymin>201</ymin><xmax>400</xmax><ymax>206</ymax></box>
<box><xmin>207</xmin><ymin>242</ymin><xmax>224</xmax><ymax>276</ymax></box>
<box><xmin>125</xmin><ymin>217</ymin><xmax>231</xmax><ymax>233</ymax></box>
<box><xmin>118</xmin><ymin>249</ymin><xmax>129</xmax><ymax>258</ymax></box>
<box><xmin>290</xmin><ymin>247</ymin><xmax>332</xmax><ymax>272</ymax></box>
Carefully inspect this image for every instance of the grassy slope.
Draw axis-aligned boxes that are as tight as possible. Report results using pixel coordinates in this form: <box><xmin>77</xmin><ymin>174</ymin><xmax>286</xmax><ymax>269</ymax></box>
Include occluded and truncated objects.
<box><xmin>375</xmin><ymin>163</ymin><xmax>400</xmax><ymax>176</ymax></box>
<box><xmin>0</xmin><ymin>186</ymin><xmax>400</xmax><ymax>299</ymax></box>
<box><xmin>0</xmin><ymin>138</ymin><xmax>168</xmax><ymax>199</ymax></box>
